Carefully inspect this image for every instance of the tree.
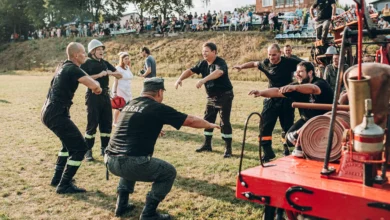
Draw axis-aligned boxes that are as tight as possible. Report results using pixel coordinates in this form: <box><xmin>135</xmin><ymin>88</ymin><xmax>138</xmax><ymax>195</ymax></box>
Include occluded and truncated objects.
<box><xmin>131</xmin><ymin>0</ymin><xmax>194</xmax><ymax>20</ymax></box>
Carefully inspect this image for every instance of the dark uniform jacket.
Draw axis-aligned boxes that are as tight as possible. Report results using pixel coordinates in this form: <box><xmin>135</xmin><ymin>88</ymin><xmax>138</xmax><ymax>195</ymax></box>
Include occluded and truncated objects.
<box><xmin>80</xmin><ymin>57</ymin><xmax>116</xmax><ymax>90</ymax></box>
<box><xmin>258</xmin><ymin>57</ymin><xmax>301</xmax><ymax>88</ymax></box>
<box><xmin>107</xmin><ymin>97</ymin><xmax>188</xmax><ymax>156</ymax></box>
<box><xmin>190</xmin><ymin>57</ymin><xmax>233</xmax><ymax>96</ymax></box>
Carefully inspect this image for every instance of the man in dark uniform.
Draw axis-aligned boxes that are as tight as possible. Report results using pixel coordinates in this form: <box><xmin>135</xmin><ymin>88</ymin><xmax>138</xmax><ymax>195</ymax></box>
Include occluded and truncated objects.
<box><xmin>283</xmin><ymin>45</ymin><xmax>304</xmax><ymax>61</ymax></box>
<box><xmin>233</xmin><ymin>44</ymin><xmax>300</xmax><ymax>161</ymax></box>
<box><xmin>248</xmin><ymin>61</ymin><xmax>333</xmax><ymax>157</ymax></box>
<box><xmin>41</xmin><ymin>42</ymin><xmax>102</xmax><ymax>193</ymax></box>
<box><xmin>81</xmin><ymin>39</ymin><xmax>122</xmax><ymax>161</ymax></box>
<box><xmin>310</xmin><ymin>0</ymin><xmax>336</xmax><ymax>45</ymax></box>
<box><xmin>106</xmin><ymin>77</ymin><xmax>220</xmax><ymax>219</ymax></box>
<box><xmin>174</xmin><ymin>42</ymin><xmax>234</xmax><ymax>158</ymax></box>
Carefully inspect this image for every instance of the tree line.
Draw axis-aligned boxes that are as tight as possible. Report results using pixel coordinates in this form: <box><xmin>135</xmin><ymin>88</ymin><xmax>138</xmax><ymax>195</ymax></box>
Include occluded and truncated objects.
<box><xmin>0</xmin><ymin>0</ymin><xmax>213</xmax><ymax>44</ymax></box>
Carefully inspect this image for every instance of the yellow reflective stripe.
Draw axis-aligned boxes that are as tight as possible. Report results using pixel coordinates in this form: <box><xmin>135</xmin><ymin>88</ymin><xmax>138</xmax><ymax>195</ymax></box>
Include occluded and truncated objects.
<box><xmin>58</xmin><ymin>152</ymin><xmax>69</xmax><ymax>157</ymax></box>
<box><xmin>204</xmin><ymin>131</ymin><xmax>213</xmax><ymax>136</ymax></box>
<box><xmin>221</xmin><ymin>134</ymin><xmax>233</xmax><ymax>138</ymax></box>
<box><xmin>67</xmin><ymin>160</ymin><xmax>82</xmax><ymax>166</ymax></box>
<box><xmin>100</xmin><ymin>133</ymin><xmax>111</xmax><ymax>137</ymax></box>
<box><xmin>85</xmin><ymin>133</ymin><xmax>96</xmax><ymax>139</ymax></box>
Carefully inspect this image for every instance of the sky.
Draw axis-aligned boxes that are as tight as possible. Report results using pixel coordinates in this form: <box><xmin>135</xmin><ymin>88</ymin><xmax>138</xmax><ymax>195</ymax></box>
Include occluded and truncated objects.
<box><xmin>126</xmin><ymin>0</ymin><xmax>356</xmax><ymax>14</ymax></box>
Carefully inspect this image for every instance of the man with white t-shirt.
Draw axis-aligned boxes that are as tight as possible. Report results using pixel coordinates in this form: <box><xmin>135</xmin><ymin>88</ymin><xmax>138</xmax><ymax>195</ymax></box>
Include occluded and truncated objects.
<box><xmin>229</xmin><ymin>16</ymin><xmax>238</xmax><ymax>31</ymax></box>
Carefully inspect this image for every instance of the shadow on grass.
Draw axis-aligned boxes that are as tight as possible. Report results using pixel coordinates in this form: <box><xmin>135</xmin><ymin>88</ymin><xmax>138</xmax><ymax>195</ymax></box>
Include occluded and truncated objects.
<box><xmin>175</xmin><ymin>175</ymin><xmax>263</xmax><ymax>209</ymax></box>
<box><xmin>68</xmin><ymin>189</ymin><xmax>144</xmax><ymax>219</ymax></box>
<box><xmin>0</xmin><ymin>99</ymin><xmax>11</xmax><ymax>104</ymax></box>
<box><xmin>0</xmin><ymin>71</ymin><xmax>17</xmax><ymax>75</ymax></box>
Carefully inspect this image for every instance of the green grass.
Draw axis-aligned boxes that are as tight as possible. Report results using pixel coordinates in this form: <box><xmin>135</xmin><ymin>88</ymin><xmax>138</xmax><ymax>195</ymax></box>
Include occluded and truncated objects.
<box><xmin>0</xmin><ymin>71</ymin><xmax>289</xmax><ymax>219</ymax></box>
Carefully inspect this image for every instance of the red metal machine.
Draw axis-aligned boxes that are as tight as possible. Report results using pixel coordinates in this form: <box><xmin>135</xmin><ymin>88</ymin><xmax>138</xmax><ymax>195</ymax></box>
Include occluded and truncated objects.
<box><xmin>236</xmin><ymin>1</ymin><xmax>390</xmax><ymax>219</ymax></box>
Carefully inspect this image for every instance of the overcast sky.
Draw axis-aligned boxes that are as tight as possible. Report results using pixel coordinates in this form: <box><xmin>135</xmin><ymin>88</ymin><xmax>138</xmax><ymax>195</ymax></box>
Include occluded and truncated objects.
<box><xmin>127</xmin><ymin>0</ymin><xmax>356</xmax><ymax>14</ymax></box>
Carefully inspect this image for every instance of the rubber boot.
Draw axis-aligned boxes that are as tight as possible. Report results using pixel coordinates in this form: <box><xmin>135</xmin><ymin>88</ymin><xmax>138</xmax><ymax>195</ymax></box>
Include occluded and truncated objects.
<box><xmin>56</xmin><ymin>165</ymin><xmax>86</xmax><ymax>194</ymax></box>
<box><xmin>261</xmin><ymin>145</ymin><xmax>276</xmax><ymax>163</ymax></box>
<box><xmin>196</xmin><ymin>136</ymin><xmax>212</xmax><ymax>152</ymax></box>
<box><xmin>276</xmin><ymin>208</ymin><xmax>285</xmax><ymax>220</ymax></box>
<box><xmin>115</xmin><ymin>190</ymin><xmax>135</xmax><ymax>217</ymax></box>
<box><xmin>50</xmin><ymin>165</ymin><xmax>65</xmax><ymax>186</ymax></box>
<box><xmin>85</xmin><ymin>150</ymin><xmax>94</xmax><ymax>162</ymax></box>
<box><xmin>85</xmin><ymin>137</ymin><xmax>95</xmax><ymax>161</ymax></box>
<box><xmin>101</xmin><ymin>136</ymin><xmax>110</xmax><ymax>156</ymax></box>
<box><xmin>139</xmin><ymin>197</ymin><xmax>170</xmax><ymax>220</ymax></box>
<box><xmin>223</xmin><ymin>138</ymin><xmax>232</xmax><ymax>158</ymax></box>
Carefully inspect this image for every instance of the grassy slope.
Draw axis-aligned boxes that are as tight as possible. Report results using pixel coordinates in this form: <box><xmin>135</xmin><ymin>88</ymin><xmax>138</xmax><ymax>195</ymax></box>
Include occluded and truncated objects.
<box><xmin>0</xmin><ymin>32</ymin><xmax>311</xmax><ymax>81</ymax></box>
<box><xmin>0</xmin><ymin>71</ymin><xmax>294</xmax><ymax>220</ymax></box>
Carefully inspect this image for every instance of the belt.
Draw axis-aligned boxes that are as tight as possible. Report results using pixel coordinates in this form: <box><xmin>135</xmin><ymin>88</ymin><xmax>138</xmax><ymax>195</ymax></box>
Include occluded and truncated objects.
<box><xmin>207</xmin><ymin>90</ymin><xmax>233</xmax><ymax>97</ymax></box>
<box><xmin>106</xmin><ymin>151</ymin><xmax>152</xmax><ymax>159</ymax></box>
<box><xmin>87</xmin><ymin>88</ymin><xmax>109</xmax><ymax>94</ymax></box>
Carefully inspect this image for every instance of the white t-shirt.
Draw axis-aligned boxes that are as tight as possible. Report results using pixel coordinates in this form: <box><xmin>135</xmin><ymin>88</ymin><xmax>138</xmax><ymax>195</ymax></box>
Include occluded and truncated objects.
<box><xmin>113</xmin><ymin>66</ymin><xmax>134</xmax><ymax>102</ymax></box>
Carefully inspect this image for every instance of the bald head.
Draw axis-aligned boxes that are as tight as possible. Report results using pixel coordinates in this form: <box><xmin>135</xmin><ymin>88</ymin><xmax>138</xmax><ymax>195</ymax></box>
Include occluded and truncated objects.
<box><xmin>267</xmin><ymin>44</ymin><xmax>282</xmax><ymax>64</ymax></box>
<box><xmin>67</xmin><ymin>42</ymin><xmax>83</xmax><ymax>59</ymax></box>
<box><xmin>66</xmin><ymin>42</ymin><xmax>87</xmax><ymax>66</ymax></box>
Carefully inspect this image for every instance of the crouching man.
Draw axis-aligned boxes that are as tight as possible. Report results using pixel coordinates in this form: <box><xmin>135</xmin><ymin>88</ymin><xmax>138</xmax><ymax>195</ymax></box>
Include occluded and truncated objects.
<box><xmin>105</xmin><ymin>77</ymin><xmax>220</xmax><ymax>219</ymax></box>
<box><xmin>248</xmin><ymin>61</ymin><xmax>333</xmax><ymax>157</ymax></box>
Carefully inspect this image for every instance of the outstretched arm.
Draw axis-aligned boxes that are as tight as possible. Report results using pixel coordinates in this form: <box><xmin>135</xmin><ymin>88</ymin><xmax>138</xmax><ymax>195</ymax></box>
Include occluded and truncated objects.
<box><xmin>233</xmin><ymin>61</ymin><xmax>259</xmax><ymax>71</ymax></box>
<box><xmin>196</xmin><ymin>69</ymin><xmax>223</xmax><ymax>89</ymax></box>
<box><xmin>175</xmin><ymin>69</ymin><xmax>194</xmax><ymax>89</ymax></box>
<box><xmin>248</xmin><ymin>88</ymin><xmax>285</xmax><ymax>98</ymax></box>
<box><xmin>183</xmin><ymin>115</ymin><xmax>220</xmax><ymax>129</ymax></box>
<box><xmin>79</xmin><ymin>76</ymin><xmax>102</xmax><ymax>94</ymax></box>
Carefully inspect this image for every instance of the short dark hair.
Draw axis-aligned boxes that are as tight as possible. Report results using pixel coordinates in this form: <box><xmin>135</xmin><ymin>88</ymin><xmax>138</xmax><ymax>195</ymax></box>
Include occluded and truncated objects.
<box><xmin>203</xmin><ymin>42</ymin><xmax>217</xmax><ymax>52</ymax></box>
<box><xmin>268</xmin><ymin>43</ymin><xmax>281</xmax><ymax>52</ymax></box>
<box><xmin>297</xmin><ymin>61</ymin><xmax>315</xmax><ymax>75</ymax></box>
<box><xmin>284</xmin><ymin>44</ymin><xmax>292</xmax><ymax>48</ymax></box>
<box><xmin>141</xmin><ymin>47</ymin><xmax>150</xmax><ymax>55</ymax></box>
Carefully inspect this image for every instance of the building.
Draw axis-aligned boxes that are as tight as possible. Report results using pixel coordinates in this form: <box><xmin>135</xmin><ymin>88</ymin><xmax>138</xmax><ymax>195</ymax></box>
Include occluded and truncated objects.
<box><xmin>255</xmin><ymin>0</ymin><xmax>315</xmax><ymax>14</ymax></box>
<box><xmin>368</xmin><ymin>0</ymin><xmax>387</xmax><ymax>12</ymax></box>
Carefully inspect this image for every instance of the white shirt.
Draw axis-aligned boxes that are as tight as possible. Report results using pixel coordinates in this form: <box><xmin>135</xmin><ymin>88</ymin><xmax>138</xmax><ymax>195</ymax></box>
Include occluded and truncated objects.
<box><xmin>113</xmin><ymin>66</ymin><xmax>134</xmax><ymax>102</ymax></box>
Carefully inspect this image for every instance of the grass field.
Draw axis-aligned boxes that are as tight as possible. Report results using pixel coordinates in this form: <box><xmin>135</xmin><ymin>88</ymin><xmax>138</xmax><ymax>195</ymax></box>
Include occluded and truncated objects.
<box><xmin>0</xmin><ymin>71</ymin><xmax>288</xmax><ymax>220</ymax></box>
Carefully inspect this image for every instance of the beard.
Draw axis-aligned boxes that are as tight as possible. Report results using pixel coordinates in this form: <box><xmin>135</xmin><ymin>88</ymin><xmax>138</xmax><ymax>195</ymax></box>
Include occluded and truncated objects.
<box><xmin>300</xmin><ymin>76</ymin><xmax>310</xmax><ymax>84</ymax></box>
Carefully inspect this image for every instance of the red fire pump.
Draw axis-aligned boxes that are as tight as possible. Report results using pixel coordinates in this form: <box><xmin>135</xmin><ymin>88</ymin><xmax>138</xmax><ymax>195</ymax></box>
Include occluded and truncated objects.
<box><xmin>236</xmin><ymin>1</ymin><xmax>390</xmax><ymax>219</ymax></box>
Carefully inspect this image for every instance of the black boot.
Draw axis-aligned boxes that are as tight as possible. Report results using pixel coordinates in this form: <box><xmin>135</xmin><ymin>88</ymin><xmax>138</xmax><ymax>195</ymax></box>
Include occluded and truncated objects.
<box><xmin>223</xmin><ymin>139</ymin><xmax>232</xmax><ymax>158</ymax></box>
<box><xmin>115</xmin><ymin>191</ymin><xmax>135</xmax><ymax>217</ymax></box>
<box><xmin>196</xmin><ymin>136</ymin><xmax>212</xmax><ymax>152</ymax></box>
<box><xmin>85</xmin><ymin>150</ymin><xmax>94</xmax><ymax>162</ymax></box>
<box><xmin>140</xmin><ymin>197</ymin><xmax>170</xmax><ymax>220</ymax></box>
<box><xmin>261</xmin><ymin>145</ymin><xmax>276</xmax><ymax>163</ymax></box>
<box><xmin>85</xmin><ymin>137</ymin><xmax>95</xmax><ymax>161</ymax></box>
<box><xmin>101</xmin><ymin>136</ymin><xmax>110</xmax><ymax>156</ymax></box>
<box><xmin>50</xmin><ymin>165</ymin><xmax>64</xmax><ymax>186</ymax></box>
<box><xmin>283</xmin><ymin>143</ymin><xmax>290</xmax><ymax>156</ymax></box>
<box><xmin>56</xmin><ymin>164</ymin><xmax>86</xmax><ymax>194</ymax></box>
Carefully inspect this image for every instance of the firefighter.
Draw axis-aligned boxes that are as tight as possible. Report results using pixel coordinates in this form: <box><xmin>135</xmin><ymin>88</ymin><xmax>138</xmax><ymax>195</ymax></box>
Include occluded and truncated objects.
<box><xmin>174</xmin><ymin>42</ymin><xmax>234</xmax><ymax>158</ymax></box>
<box><xmin>233</xmin><ymin>44</ymin><xmax>301</xmax><ymax>162</ymax></box>
<box><xmin>248</xmin><ymin>61</ymin><xmax>333</xmax><ymax>157</ymax></box>
<box><xmin>106</xmin><ymin>77</ymin><xmax>220</xmax><ymax>218</ymax></box>
<box><xmin>41</xmin><ymin>42</ymin><xmax>102</xmax><ymax>193</ymax></box>
<box><xmin>81</xmin><ymin>39</ymin><xmax>122</xmax><ymax>161</ymax></box>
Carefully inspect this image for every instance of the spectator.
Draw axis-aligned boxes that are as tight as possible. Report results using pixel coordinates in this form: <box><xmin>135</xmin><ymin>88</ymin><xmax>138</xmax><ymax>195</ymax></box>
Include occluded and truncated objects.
<box><xmin>229</xmin><ymin>16</ymin><xmax>238</xmax><ymax>31</ymax></box>
<box><xmin>310</xmin><ymin>0</ymin><xmax>336</xmax><ymax>44</ymax></box>
<box><xmin>323</xmin><ymin>54</ymin><xmax>349</xmax><ymax>92</ymax></box>
<box><xmin>269</xmin><ymin>11</ymin><xmax>275</xmax><ymax>31</ymax></box>
<box><xmin>382</xmin><ymin>3</ymin><xmax>390</xmax><ymax>22</ymax></box>
<box><xmin>378</xmin><ymin>17</ymin><xmax>386</xmax><ymax>29</ymax></box>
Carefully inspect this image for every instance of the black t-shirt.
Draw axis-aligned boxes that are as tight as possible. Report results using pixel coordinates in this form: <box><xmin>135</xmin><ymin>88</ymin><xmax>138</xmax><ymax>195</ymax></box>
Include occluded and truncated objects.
<box><xmin>107</xmin><ymin>97</ymin><xmax>188</xmax><ymax>156</ymax></box>
<box><xmin>47</xmin><ymin>60</ymin><xmax>87</xmax><ymax>106</ymax></box>
<box><xmin>190</xmin><ymin>57</ymin><xmax>233</xmax><ymax>95</ymax></box>
<box><xmin>80</xmin><ymin>58</ymin><xmax>116</xmax><ymax>89</ymax></box>
<box><xmin>257</xmin><ymin>57</ymin><xmax>301</xmax><ymax>88</ymax></box>
<box><xmin>283</xmin><ymin>77</ymin><xmax>333</xmax><ymax>120</ymax></box>
<box><xmin>312</xmin><ymin>0</ymin><xmax>336</xmax><ymax>20</ymax></box>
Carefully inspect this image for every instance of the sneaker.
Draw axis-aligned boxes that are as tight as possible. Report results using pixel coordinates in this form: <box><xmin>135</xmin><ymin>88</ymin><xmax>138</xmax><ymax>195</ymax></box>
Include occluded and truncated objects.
<box><xmin>292</xmin><ymin>147</ymin><xmax>304</xmax><ymax>158</ymax></box>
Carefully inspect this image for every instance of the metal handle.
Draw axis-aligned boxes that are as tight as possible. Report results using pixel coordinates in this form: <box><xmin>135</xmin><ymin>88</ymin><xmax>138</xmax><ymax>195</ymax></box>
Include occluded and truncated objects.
<box><xmin>285</xmin><ymin>186</ymin><xmax>314</xmax><ymax>212</ymax></box>
<box><xmin>242</xmin><ymin>192</ymin><xmax>270</xmax><ymax>205</ymax></box>
<box><xmin>367</xmin><ymin>202</ymin><xmax>390</xmax><ymax>211</ymax></box>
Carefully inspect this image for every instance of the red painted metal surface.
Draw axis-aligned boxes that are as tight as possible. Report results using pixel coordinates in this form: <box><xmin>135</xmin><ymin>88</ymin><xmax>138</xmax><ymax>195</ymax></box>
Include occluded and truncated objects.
<box><xmin>236</xmin><ymin>156</ymin><xmax>390</xmax><ymax>219</ymax></box>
